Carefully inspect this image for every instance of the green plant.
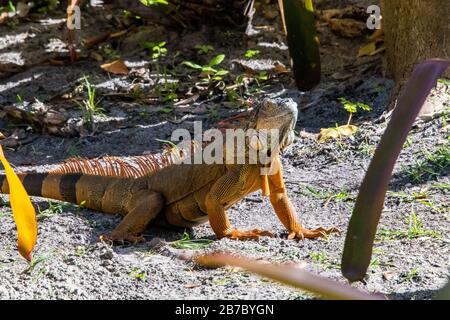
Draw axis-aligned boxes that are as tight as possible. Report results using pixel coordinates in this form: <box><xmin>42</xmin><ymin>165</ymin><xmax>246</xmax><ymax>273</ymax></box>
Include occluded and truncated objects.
<box><xmin>129</xmin><ymin>267</ymin><xmax>147</xmax><ymax>281</ymax></box>
<box><xmin>7</xmin><ymin>0</ymin><xmax>15</xmax><ymax>12</ymax></box>
<box><xmin>318</xmin><ymin>98</ymin><xmax>370</xmax><ymax>143</ymax></box>
<box><xmin>182</xmin><ymin>54</ymin><xmax>229</xmax><ymax>82</ymax></box>
<box><xmin>24</xmin><ymin>255</ymin><xmax>48</xmax><ymax>274</ymax></box>
<box><xmin>404</xmin><ymin>268</ymin><xmax>420</xmax><ymax>283</ymax></box>
<box><xmin>404</xmin><ymin>145</ymin><xmax>450</xmax><ymax>182</ymax></box>
<box><xmin>195</xmin><ymin>44</ymin><xmax>214</xmax><ymax>55</ymax></box>
<box><xmin>338</xmin><ymin>97</ymin><xmax>372</xmax><ymax>125</ymax></box>
<box><xmin>76</xmin><ymin>76</ymin><xmax>103</xmax><ymax>130</ymax></box>
<box><xmin>170</xmin><ymin>232</ymin><xmax>212</xmax><ymax>250</ymax></box>
<box><xmin>376</xmin><ymin>208</ymin><xmax>441</xmax><ymax>241</ymax></box>
<box><xmin>309</xmin><ymin>251</ymin><xmax>337</xmax><ymax>269</ymax></box>
<box><xmin>36</xmin><ymin>0</ymin><xmax>60</xmax><ymax>13</ymax></box>
<box><xmin>142</xmin><ymin>41</ymin><xmax>168</xmax><ymax>60</ymax></box>
<box><xmin>140</xmin><ymin>0</ymin><xmax>168</xmax><ymax>6</ymax></box>
<box><xmin>37</xmin><ymin>200</ymin><xmax>67</xmax><ymax>220</ymax></box>
<box><xmin>100</xmin><ymin>45</ymin><xmax>121</xmax><ymax>60</ymax></box>
<box><xmin>244</xmin><ymin>49</ymin><xmax>260</xmax><ymax>59</ymax></box>
<box><xmin>75</xmin><ymin>246</ymin><xmax>86</xmax><ymax>257</ymax></box>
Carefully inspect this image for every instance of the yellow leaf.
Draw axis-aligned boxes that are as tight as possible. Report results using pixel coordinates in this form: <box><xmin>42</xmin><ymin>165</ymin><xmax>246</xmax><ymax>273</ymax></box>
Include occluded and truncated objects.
<box><xmin>358</xmin><ymin>41</ymin><xmax>377</xmax><ymax>57</ymax></box>
<box><xmin>318</xmin><ymin>125</ymin><xmax>357</xmax><ymax>143</ymax></box>
<box><xmin>100</xmin><ymin>59</ymin><xmax>129</xmax><ymax>75</ymax></box>
<box><xmin>0</xmin><ymin>145</ymin><xmax>37</xmax><ymax>261</ymax></box>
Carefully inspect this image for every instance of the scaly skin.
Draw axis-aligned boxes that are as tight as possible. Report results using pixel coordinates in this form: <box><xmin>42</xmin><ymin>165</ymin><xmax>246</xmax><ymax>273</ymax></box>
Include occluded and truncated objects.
<box><xmin>0</xmin><ymin>99</ymin><xmax>338</xmax><ymax>243</ymax></box>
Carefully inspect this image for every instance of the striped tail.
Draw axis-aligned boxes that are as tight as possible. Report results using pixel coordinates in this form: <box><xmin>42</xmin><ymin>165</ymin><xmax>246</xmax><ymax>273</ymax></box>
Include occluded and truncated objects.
<box><xmin>1</xmin><ymin>172</ymin><xmax>84</xmax><ymax>202</ymax></box>
<box><xmin>0</xmin><ymin>172</ymin><xmax>137</xmax><ymax>215</ymax></box>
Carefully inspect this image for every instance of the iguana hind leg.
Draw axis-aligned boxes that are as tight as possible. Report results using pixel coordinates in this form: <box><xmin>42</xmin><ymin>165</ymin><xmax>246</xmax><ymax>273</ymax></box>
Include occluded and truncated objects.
<box><xmin>104</xmin><ymin>190</ymin><xmax>164</xmax><ymax>244</ymax></box>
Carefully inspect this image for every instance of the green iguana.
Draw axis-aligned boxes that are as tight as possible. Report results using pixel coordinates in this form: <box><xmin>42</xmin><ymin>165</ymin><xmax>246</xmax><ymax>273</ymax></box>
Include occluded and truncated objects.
<box><xmin>0</xmin><ymin>98</ymin><xmax>337</xmax><ymax>243</ymax></box>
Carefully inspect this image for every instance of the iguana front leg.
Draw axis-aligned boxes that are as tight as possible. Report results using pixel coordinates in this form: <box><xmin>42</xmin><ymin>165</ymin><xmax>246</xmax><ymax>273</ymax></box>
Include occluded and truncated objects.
<box><xmin>205</xmin><ymin>169</ymin><xmax>273</xmax><ymax>240</ymax></box>
<box><xmin>268</xmin><ymin>158</ymin><xmax>339</xmax><ymax>239</ymax></box>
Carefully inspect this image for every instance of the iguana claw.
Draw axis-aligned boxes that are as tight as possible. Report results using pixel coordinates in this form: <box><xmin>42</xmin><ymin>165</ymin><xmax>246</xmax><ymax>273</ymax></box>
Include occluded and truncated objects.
<box><xmin>288</xmin><ymin>227</ymin><xmax>340</xmax><ymax>240</ymax></box>
<box><xmin>226</xmin><ymin>228</ymin><xmax>274</xmax><ymax>241</ymax></box>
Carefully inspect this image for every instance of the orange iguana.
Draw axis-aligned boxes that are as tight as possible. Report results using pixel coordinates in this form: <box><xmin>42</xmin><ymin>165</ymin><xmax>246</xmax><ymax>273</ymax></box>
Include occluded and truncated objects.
<box><xmin>0</xmin><ymin>98</ymin><xmax>337</xmax><ymax>243</ymax></box>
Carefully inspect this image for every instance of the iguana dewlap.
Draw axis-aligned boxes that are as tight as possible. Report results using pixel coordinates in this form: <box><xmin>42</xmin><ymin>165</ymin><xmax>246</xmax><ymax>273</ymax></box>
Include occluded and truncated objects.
<box><xmin>0</xmin><ymin>99</ymin><xmax>337</xmax><ymax>243</ymax></box>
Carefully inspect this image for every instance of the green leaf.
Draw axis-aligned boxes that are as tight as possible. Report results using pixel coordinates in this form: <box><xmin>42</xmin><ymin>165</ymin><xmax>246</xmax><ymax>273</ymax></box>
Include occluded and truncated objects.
<box><xmin>139</xmin><ymin>0</ymin><xmax>168</xmax><ymax>6</ymax></box>
<box><xmin>215</xmin><ymin>69</ymin><xmax>229</xmax><ymax>76</ymax></box>
<box><xmin>341</xmin><ymin>59</ymin><xmax>450</xmax><ymax>283</ymax></box>
<box><xmin>181</xmin><ymin>61</ymin><xmax>202</xmax><ymax>70</ymax></box>
<box><xmin>244</xmin><ymin>49</ymin><xmax>260</xmax><ymax>59</ymax></box>
<box><xmin>171</xmin><ymin>232</ymin><xmax>212</xmax><ymax>250</ymax></box>
<box><xmin>356</xmin><ymin>102</ymin><xmax>372</xmax><ymax>112</ymax></box>
<box><xmin>201</xmin><ymin>66</ymin><xmax>217</xmax><ymax>74</ymax></box>
<box><xmin>208</xmin><ymin>54</ymin><xmax>225</xmax><ymax>67</ymax></box>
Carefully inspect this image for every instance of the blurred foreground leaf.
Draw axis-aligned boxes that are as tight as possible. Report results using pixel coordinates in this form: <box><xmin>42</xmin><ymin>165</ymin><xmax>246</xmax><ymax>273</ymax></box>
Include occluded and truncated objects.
<box><xmin>342</xmin><ymin>59</ymin><xmax>450</xmax><ymax>282</ymax></box>
<box><xmin>196</xmin><ymin>253</ymin><xmax>383</xmax><ymax>300</ymax></box>
<box><xmin>280</xmin><ymin>0</ymin><xmax>321</xmax><ymax>91</ymax></box>
<box><xmin>0</xmin><ymin>145</ymin><xmax>37</xmax><ymax>261</ymax></box>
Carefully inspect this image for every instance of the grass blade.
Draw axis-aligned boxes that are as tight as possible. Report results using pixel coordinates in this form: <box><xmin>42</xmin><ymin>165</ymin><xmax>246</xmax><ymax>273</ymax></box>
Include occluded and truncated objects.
<box><xmin>341</xmin><ymin>59</ymin><xmax>450</xmax><ymax>282</ymax></box>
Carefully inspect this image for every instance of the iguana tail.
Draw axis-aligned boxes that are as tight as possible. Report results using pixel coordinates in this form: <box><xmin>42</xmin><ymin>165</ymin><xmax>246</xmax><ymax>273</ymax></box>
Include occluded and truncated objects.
<box><xmin>0</xmin><ymin>172</ymin><xmax>143</xmax><ymax>215</ymax></box>
<box><xmin>0</xmin><ymin>141</ymin><xmax>195</xmax><ymax>213</ymax></box>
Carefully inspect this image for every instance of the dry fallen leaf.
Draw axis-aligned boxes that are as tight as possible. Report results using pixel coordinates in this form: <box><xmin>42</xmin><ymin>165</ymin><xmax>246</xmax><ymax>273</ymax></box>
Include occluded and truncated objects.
<box><xmin>318</xmin><ymin>124</ymin><xmax>358</xmax><ymax>143</ymax></box>
<box><xmin>358</xmin><ymin>41</ymin><xmax>377</xmax><ymax>57</ymax></box>
<box><xmin>358</xmin><ymin>40</ymin><xmax>385</xmax><ymax>57</ymax></box>
<box><xmin>329</xmin><ymin>18</ymin><xmax>366</xmax><ymax>38</ymax></box>
<box><xmin>101</xmin><ymin>59</ymin><xmax>129</xmax><ymax>75</ymax></box>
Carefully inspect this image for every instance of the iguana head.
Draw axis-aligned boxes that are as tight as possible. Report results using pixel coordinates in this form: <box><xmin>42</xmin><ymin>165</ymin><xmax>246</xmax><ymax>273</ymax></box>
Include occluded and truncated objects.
<box><xmin>251</xmin><ymin>98</ymin><xmax>298</xmax><ymax>152</ymax></box>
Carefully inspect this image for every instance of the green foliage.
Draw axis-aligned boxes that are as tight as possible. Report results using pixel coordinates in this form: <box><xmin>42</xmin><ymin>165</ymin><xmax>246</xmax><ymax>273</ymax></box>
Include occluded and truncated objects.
<box><xmin>244</xmin><ymin>49</ymin><xmax>260</xmax><ymax>59</ymax></box>
<box><xmin>75</xmin><ymin>76</ymin><xmax>103</xmax><ymax>130</ymax></box>
<box><xmin>140</xmin><ymin>0</ymin><xmax>168</xmax><ymax>6</ymax></box>
<box><xmin>377</xmin><ymin>210</ymin><xmax>441</xmax><ymax>241</ymax></box>
<box><xmin>338</xmin><ymin>97</ymin><xmax>372</xmax><ymax>125</ymax></box>
<box><xmin>24</xmin><ymin>255</ymin><xmax>48</xmax><ymax>274</ymax></box>
<box><xmin>182</xmin><ymin>54</ymin><xmax>229</xmax><ymax>81</ymax></box>
<box><xmin>36</xmin><ymin>0</ymin><xmax>60</xmax><ymax>13</ymax></box>
<box><xmin>7</xmin><ymin>0</ymin><xmax>15</xmax><ymax>12</ymax></box>
<box><xmin>142</xmin><ymin>41</ymin><xmax>168</xmax><ymax>60</ymax></box>
<box><xmin>37</xmin><ymin>200</ymin><xmax>67</xmax><ymax>220</ymax></box>
<box><xmin>195</xmin><ymin>44</ymin><xmax>214</xmax><ymax>55</ymax></box>
<box><xmin>170</xmin><ymin>232</ymin><xmax>213</xmax><ymax>250</ymax></box>
<box><xmin>405</xmin><ymin>145</ymin><xmax>450</xmax><ymax>182</ymax></box>
<box><xmin>129</xmin><ymin>268</ymin><xmax>147</xmax><ymax>281</ymax></box>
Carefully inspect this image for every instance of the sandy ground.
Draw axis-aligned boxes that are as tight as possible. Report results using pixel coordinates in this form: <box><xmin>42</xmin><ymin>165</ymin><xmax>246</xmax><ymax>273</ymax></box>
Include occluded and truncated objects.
<box><xmin>0</xmin><ymin>0</ymin><xmax>448</xmax><ymax>299</ymax></box>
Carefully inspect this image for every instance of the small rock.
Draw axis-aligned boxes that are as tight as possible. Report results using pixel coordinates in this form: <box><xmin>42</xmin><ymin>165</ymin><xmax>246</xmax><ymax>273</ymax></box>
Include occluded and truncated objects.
<box><xmin>382</xmin><ymin>271</ymin><xmax>397</xmax><ymax>280</ymax></box>
<box><xmin>99</xmin><ymin>248</ymin><xmax>114</xmax><ymax>260</ymax></box>
<box><xmin>147</xmin><ymin>237</ymin><xmax>165</xmax><ymax>249</ymax></box>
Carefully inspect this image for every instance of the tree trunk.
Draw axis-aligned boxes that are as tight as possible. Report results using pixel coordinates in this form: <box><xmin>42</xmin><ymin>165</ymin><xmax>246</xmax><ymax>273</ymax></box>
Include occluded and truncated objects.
<box><xmin>382</xmin><ymin>0</ymin><xmax>450</xmax><ymax>108</ymax></box>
